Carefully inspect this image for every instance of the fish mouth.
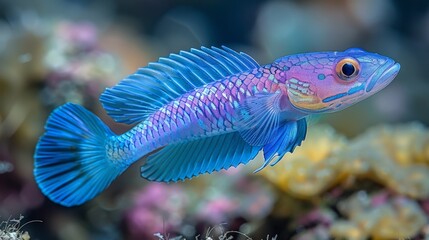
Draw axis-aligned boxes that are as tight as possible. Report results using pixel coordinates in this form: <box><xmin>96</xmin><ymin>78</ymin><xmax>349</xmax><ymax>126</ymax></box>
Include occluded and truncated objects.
<box><xmin>366</xmin><ymin>59</ymin><xmax>400</xmax><ymax>93</ymax></box>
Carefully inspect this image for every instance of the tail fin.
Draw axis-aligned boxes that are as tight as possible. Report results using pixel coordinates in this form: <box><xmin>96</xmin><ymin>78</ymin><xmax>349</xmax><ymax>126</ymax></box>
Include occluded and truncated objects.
<box><xmin>34</xmin><ymin>103</ymin><xmax>126</xmax><ymax>207</ymax></box>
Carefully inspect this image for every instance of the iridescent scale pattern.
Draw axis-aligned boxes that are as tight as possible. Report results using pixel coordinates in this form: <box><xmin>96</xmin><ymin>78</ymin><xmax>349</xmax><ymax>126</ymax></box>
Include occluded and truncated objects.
<box><xmin>106</xmin><ymin>65</ymin><xmax>284</xmax><ymax>164</ymax></box>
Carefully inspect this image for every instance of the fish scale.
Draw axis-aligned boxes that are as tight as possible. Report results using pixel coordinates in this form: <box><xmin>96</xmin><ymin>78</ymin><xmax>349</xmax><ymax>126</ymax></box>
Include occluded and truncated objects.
<box><xmin>107</xmin><ymin>66</ymin><xmax>280</xmax><ymax>166</ymax></box>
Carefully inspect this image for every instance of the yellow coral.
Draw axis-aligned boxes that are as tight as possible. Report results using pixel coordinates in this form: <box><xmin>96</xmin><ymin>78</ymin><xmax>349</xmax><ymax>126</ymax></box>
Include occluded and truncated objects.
<box><xmin>260</xmin><ymin>123</ymin><xmax>429</xmax><ymax>199</ymax></box>
<box><xmin>330</xmin><ymin>221</ymin><xmax>366</xmax><ymax>240</ymax></box>
<box><xmin>331</xmin><ymin>192</ymin><xmax>426</xmax><ymax>240</ymax></box>
<box><xmin>341</xmin><ymin>123</ymin><xmax>429</xmax><ymax>198</ymax></box>
<box><xmin>260</xmin><ymin>125</ymin><xmax>347</xmax><ymax>197</ymax></box>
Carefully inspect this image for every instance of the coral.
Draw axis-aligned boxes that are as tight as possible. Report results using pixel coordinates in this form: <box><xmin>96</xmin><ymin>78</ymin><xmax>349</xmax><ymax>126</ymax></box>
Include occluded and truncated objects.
<box><xmin>292</xmin><ymin>209</ymin><xmax>334</xmax><ymax>240</ymax></box>
<box><xmin>260</xmin><ymin>124</ymin><xmax>347</xmax><ymax>198</ymax></box>
<box><xmin>261</xmin><ymin>123</ymin><xmax>429</xmax><ymax>238</ymax></box>
<box><xmin>194</xmin><ymin>174</ymin><xmax>275</xmax><ymax>223</ymax></box>
<box><xmin>125</xmin><ymin>173</ymin><xmax>275</xmax><ymax>239</ymax></box>
<box><xmin>260</xmin><ymin>123</ymin><xmax>429</xmax><ymax>199</ymax></box>
<box><xmin>339</xmin><ymin>123</ymin><xmax>429</xmax><ymax>198</ymax></box>
<box><xmin>290</xmin><ymin>191</ymin><xmax>427</xmax><ymax>240</ymax></box>
<box><xmin>41</xmin><ymin>21</ymin><xmax>123</xmax><ymax>108</ymax></box>
<box><xmin>0</xmin><ymin>17</ymin><xmax>124</xmax><ymax>217</ymax></box>
<box><xmin>330</xmin><ymin>191</ymin><xmax>426</xmax><ymax>239</ymax></box>
<box><xmin>291</xmin><ymin>225</ymin><xmax>330</xmax><ymax>240</ymax></box>
<box><xmin>125</xmin><ymin>183</ymin><xmax>189</xmax><ymax>239</ymax></box>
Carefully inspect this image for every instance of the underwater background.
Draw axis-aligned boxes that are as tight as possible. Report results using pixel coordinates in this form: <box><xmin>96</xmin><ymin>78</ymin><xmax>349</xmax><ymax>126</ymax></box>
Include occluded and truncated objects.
<box><xmin>1</xmin><ymin>0</ymin><xmax>429</xmax><ymax>239</ymax></box>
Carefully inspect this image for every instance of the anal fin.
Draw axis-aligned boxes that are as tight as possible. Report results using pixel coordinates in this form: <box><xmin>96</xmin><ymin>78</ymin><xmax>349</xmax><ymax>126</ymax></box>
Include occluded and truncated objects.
<box><xmin>140</xmin><ymin>132</ymin><xmax>262</xmax><ymax>182</ymax></box>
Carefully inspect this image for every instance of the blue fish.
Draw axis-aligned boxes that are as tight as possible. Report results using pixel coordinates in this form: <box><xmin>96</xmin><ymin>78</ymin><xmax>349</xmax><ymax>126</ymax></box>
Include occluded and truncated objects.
<box><xmin>34</xmin><ymin>46</ymin><xmax>400</xmax><ymax>206</ymax></box>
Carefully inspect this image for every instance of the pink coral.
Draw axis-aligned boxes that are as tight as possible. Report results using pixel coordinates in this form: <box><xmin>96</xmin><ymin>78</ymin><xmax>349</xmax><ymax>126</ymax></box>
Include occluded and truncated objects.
<box><xmin>125</xmin><ymin>183</ymin><xmax>189</xmax><ymax>239</ymax></box>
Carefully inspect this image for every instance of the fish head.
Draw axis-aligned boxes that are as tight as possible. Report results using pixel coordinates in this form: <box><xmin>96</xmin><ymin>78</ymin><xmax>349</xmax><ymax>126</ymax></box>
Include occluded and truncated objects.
<box><xmin>279</xmin><ymin>48</ymin><xmax>400</xmax><ymax>114</ymax></box>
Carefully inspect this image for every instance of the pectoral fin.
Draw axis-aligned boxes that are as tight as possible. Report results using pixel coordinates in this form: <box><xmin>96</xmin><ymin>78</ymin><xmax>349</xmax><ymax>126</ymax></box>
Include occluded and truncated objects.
<box><xmin>255</xmin><ymin>118</ymin><xmax>307</xmax><ymax>172</ymax></box>
<box><xmin>238</xmin><ymin>92</ymin><xmax>285</xmax><ymax>146</ymax></box>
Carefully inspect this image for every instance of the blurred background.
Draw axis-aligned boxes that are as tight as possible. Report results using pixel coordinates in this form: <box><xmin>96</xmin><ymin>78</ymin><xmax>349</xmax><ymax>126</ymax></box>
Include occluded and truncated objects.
<box><xmin>1</xmin><ymin>0</ymin><xmax>429</xmax><ymax>239</ymax></box>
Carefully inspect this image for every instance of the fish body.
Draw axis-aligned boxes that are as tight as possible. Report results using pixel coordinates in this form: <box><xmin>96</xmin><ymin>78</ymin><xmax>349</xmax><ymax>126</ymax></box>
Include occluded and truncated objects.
<box><xmin>106</xmin><ymin>65</ymin><xmax>295</xmax><ymax>164</ymax></box>
<box><xmin>34</xmin><ymin>46</ymin><xmax>400</xmax><ymax>206</ymax></box>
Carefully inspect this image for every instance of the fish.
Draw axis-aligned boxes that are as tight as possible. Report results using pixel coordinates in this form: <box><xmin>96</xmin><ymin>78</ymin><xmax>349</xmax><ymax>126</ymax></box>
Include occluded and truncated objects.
<box><xmin>34</xmin><ymin>46</ymin><xmax>400</xmax><ymax>206</ymax></box>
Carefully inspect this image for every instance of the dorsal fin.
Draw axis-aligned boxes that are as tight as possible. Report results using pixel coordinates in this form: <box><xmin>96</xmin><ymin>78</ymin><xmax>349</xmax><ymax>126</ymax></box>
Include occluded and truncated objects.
<box><xmin>100</xmin><ymin>46</ymin><xmax>260</xmax><ymax>124</ymax></box>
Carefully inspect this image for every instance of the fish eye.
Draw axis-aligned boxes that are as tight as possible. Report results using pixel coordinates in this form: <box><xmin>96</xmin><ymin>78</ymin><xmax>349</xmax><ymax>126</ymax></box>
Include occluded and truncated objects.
<box><xmin>335</xmin><ymin>58</ymin><xmax>360</xmax><ymax>81</ymax></box>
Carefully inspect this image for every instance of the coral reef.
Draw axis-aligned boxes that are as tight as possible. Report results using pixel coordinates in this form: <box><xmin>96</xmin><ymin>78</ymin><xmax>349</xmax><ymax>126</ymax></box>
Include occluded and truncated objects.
<box><xmin>330</xmin><ymin>191</ymin><xmax>426</xmax><ymax>240</ymax></box>
<box><xmin>340</xmin><ymin>123</ymin><xmax>429</xmax><ymax>199</ymax></box>
<box><xmin>290</xmin><ymin>190</ymin><xmax>427</xmax><ymax>240</ymax></box>
<box><xmin>41</xmin><ymin>21</ymin><xmax>122</xmax><ymax>108</ymax></box>
<box><xmin>0</xmin><ymin>18</ymin><xmax>125</xmax><ymax>218</ymax></box>
<box><xmin>260</xmin><ymin>125</ymin><xmax>347</xmax><ymax>198</ymax></box>
<box><xmin>261</xmin><ymin>123</ymin><xmax>429</xmax><ymax>239</ymax></box>
<box><xmin>125</xmin><ymin>173</ymin><xmax>275</xmax><ymax>239</ymax></box>
<box><xmin>125</xmin><ymin>184</ymin><xmax>189</xmax><ymax>239</ymax></box>
<box><xmin>261</xmin><ymin>123</ymin><xmax>429</xmax><ymax>199</ymax></box>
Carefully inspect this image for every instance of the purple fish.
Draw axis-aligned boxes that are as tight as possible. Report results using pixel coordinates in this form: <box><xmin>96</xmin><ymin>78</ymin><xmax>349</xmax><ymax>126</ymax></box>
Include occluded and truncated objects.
<box><xmin>34</xmin><ymin>46</ymin><xmax>400</xmax><ymax>206</ymax></box>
